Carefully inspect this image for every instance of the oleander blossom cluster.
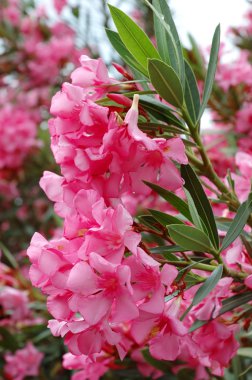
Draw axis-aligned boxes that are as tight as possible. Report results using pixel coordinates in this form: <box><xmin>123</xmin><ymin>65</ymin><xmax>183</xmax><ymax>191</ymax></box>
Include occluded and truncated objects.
<box><xmin>27</xmin><ymin>55</ymin><xmax>239</xmax><ymax>380</ymax></box>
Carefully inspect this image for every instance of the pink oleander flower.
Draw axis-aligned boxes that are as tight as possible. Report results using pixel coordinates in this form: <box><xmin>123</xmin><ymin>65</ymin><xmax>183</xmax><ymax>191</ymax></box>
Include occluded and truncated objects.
<box><xmin>0</xmin><ymin>104</ymin><xmax>38</xmax><ymax>170</ymax></box>
<box><xmin>232</xmin><ymin>151</ymin><xmax>252</xmax><ymax>202</ymax></box>
<box><xmin>0</xmin><ymin>286</ymin><xmax>30</xmax><ymax>323</ymax></box>
<box><xmin>63</xmin><ymin>352</ymin><xmax>112</xmax><ymax>380</ymax></box>
<box><xmin>4</xmin><ymin>342</ymin><xmax>43</xmax><ymax>380</ymax></box>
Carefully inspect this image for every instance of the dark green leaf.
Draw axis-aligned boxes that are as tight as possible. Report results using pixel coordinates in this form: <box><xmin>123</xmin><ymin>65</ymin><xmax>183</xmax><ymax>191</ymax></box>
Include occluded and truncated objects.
<box><xmin>139</xmin><ymin>122</ymin><xmax>190</xmax><ymax>135</ymax></box>
<box><xmin>168</xmin><ymin>224</ymin><xmax>213</xmax><ymax>252</ymax></box>
<box><xmin>146</xmin><ymin>0</ymin><xmax>185</xmax><ymax>87</ymax></box>
<box><xmin>105</xmin><ymin>29</ymin><xmax>146</xmax><ymax>75</ymax></box>
<box><xmin>144</xmin><ymin>181</ymin><xmax>192</xmax><ymax>221</ymax></box>
<box><xmin>181</xmin><ymin>164</ymin><xmax>219</xmax><ymax>249</ymax></box>
<box><xmin>0</xmin><ymin>327</ymin><xmax>19</xmax><ymax>351</ymax></box>
<box><xmin>148</xmin><ymin>59</ymin><xmax>184</xmax><ymax>108</ymax></box>
<box><xmin>220</xmin><ymin>194</ymin><xmax>252</xmax><ymax>252</ymax></box>
<box><xmin>189</xmin><ymin>319</ymin><xmax>208</xmax><ymax>333</ymax></box>
<box><xmin>184</xmin><ymin>60</ymin><xmax>200</xmax><ymax>124</ymax></box>
<box><xmin>148</xmin><ymin>209</ymin><xmax>183</xmax><ymax>226</ymax></box>
<box><xmin>138</xmin><ymin>215</ymin><xmax>160</xmax><ymax>231</ymax></box>
<box><xmin>139</xmin><ymin>95</ymin><xmax>185</xmax><ymax>128</ymax></box>
<box><xmin>198</xmin><ymin>25</ymin><xmax>220</xmax><ymax>121</ymax></box>
<box><xmin>108</xmin><ymin>5</ymin><xmax>160</xmax><ymax>72</ymax></box>
<box><xmin>142</xmin><ymin>348</ymin><xmax>171</xmax><ymax>371</ymax></box>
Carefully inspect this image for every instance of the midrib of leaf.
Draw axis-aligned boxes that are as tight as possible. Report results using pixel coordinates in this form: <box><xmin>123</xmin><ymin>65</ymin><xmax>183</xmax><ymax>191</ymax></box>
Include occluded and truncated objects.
<box><xmin>143</xmin><ymin>0</ymin><xmax>182</xmax><ymax>80</ymax></box>
<box><xmin>170</xmin><ymin>227</ymin><xmax>210</xmax><ymax>251</ymax></box>
<box><xmin>185</xmin><ymin>73</ymin><xmax>196</xmax><ymax>122</ymax></box>
<box><xmin>114</xmin><ymin>9</ymin><xmax>156</xmax><ymax>69</ymax></box>
<box><xmin>185</xmin><ymin>172</ymin><xmax>217</xmax><ymax>248</ymax></box>
<box><xmin>150</xmin><ymin>62</ymin><xmax>181</xmax><ymax>106</ymax></box>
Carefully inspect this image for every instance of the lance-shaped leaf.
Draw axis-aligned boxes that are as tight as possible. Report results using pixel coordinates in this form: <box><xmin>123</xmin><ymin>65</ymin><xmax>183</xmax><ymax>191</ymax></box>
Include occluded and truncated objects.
<box><xmin>167</xmin><ymin>224</ymin><xmax>213</xmax><ymax>253</ymax></box>
<box><xmin>181</xmin><ymin>164</ymin><xmax>219</xmax><ymax>249</ymax></box>
<box><xmin>146</xmin><ymin>0</ymin><xmax>185</xmax><ymax>87</ymax></box>
<box><xmin>150</xmin><ymin>245</ymin><xmax>186</xmax><ymax>255</ymax></box>
<box><xmin>144</xmin><ymin>181</ymin><xmax>192</xmax><ymax>222</ymax></box>
<box><xmin>198</xmin><ymin>25</ymin><xmax>220</xmax><ymax>121</ymax></box>
<box><xmin>220</xmin><ymin>194</ymin><xmax>252</xmax><ymax>252</ymax></box>
<box><xmin>148</xmin><ymin>209</ymin><xmax>183</xmax><ymax>226</ymax></box>
<box><xmin>184</xmin><ymin>189</ymin><xmax>204</xmax><ymax>231</ymax></box>
<box><xmin>148</xmin><ymin>59</ymin><xmax>184</xmax><ymax>108</ymax></box>
<box><xmin>184</xmin><ymin>60</ymin><xmax>200</xmax><ymax>124</ymax></box>
<box><xmin>108</xmin><ymin>4</ymin><xmax>160</xmax><ymax>72</ymax></box>
<box><xmin>139</xmin><ymin>95</ymin><xmax>185</xmax><ymax>128</ymax></box>
<box><xmin>182</xmin><ymin>264</ymin><xmax>223</xmax><ymax>320</ymax></box>
<box><xmin>105</xmin><ymin>29</ymin><xmax>147</xmax><ymax>76</ymax></box>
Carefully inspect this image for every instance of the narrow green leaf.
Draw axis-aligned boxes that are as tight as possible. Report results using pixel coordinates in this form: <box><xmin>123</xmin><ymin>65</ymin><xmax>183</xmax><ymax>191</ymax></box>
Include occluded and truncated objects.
<box><xmin>184</xmin><ymin>189</ymin><xmax>204</xmax><ymax>231</ymax></box>
<box><xmin>138</xmin><ymin>215</ymin><xmax>160</xmax><ymax>231</ymax></box>
<box><xmin>148</xmin><ymin>209</ymin><xmax>183</xmax><ymax>226</ymax></box>
<box><xmin>148</xmin><ymin>59</ymin><xmax>184</xmax><ymax>108</ymax></box>
<box><xmin>105</xmin><ymin>29</ymin><xmax>147</xmax><ymax>75</ymax></box>
<box><xmin>238</xmin><ymin>348</ymin><xmax>252</xmax><ymax>359</ymax></box>
<box><xmin>0</xmin><ymin>241</ymin><xmax>18</xmax><ymax>269</ymax></box>
<box><xmin>184</xmin><ymin>60</ymin><xmax>200</xmax><ymax>124</ymax></box>
<box><xmin>168</xmin><ymin>224</ymin><xmax>213</xmax><ymax>253</ymax></box>
<box><xmin>189</xmin><ymin>290</ymin><xmax>252</xmax><ymax>332</ymax></box>
<box><xmin>150</xmin><ymin>245</ymin><xmax>186</xmax><ymax>255</ymax></box>
<box><xmin>219</xmin><ymin>291</ymin><xmax>252</xmax><ymax>316</ymax></box>
<box><xmin>220</xmin><ymin>194</ymin><xmax>252</xmax><ymax>252</ymax></box>
<box><xmin>192</xmin><ymin>265</ymin><xmax>223</xmax><ymax>305</ymax></box>
<box><xmin>139</xmin><ymin>95</ymin><xmax>185</xmax><ymax>128</ymax></box>
<box><xmin>139</xmin><ymin>122</ymin><xmax>190</xmax><ymax>135</ymax></box>
<box><xmin>0</xmin><ymin>327</ymin><xmax>19</xmax><ymax>351</ymax></box>
<box><xmin>144</xmin><ymin>181</ymin><xmax>192</xmax><ymax>222</ymax></box>
<box><xmin>181</xmin><ymin>164</ymin><xmax>219</xmax><ymax>249</ymax></box>
<box><xmin>146</xmin><ymin>0</ymin><xmax>185</xmax><ymax>87</ymax></box>
<box><xmin>198</xmin><ymin>25</ymin><xmax>220</xmax><ymax>121</ymax></box>
<box><xmin>142</xmin><ymin>349</ymin><xmax>171</xmax><ymax>371</ymax></box>
<box><xmin>108</xmin><ymin>4</ymin><xmax>160</xmax><ymax>72</ymax></box>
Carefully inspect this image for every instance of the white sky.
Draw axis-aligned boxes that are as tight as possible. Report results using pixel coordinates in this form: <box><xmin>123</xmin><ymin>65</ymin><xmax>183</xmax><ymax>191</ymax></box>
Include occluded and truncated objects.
<box><xmin>169</xmin><ymin>0</ymin><xmax>250</xmax><ymax>48</ymax></box>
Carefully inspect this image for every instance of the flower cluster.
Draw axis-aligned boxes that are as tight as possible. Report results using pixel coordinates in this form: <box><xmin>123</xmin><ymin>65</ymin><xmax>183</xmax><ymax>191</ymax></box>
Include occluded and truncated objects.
<box><xmin>27</xmin><ymin>55</ymin><xmax>241</xmax><ymax>379</ymax></box>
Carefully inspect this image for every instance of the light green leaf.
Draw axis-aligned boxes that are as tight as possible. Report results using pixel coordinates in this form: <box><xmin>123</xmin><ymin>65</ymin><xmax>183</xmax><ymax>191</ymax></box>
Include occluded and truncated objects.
<box><xmin>145</xmin><ymin>0</ymin><xmax>185</xmax><ymax>87</ymax></box>
<box><xmin>108</xmin><ymin>4</ymin><xmax>160</xmax><ymax>72</ymax></box>
<box><xmin>144</xmin><ymin>181</ymin><xmax>192</xmax><ymax>222</ymax></box>
<box><xmin>184</xmin><ymin>60</ymin><xmax>200</xmax><ymax>124</ymax></box>
<box><xmin>105</xmin><ymin>29</ymin><xmax>147</xmax><ymax>75</ymax></box>
<box><xmin>238</xmin><ymin>348</ymin><xmax>252</xmax><ymax>358</ymax></box>
<box><xmin>220</xmin><ymin>194</ymin><xmax>252</xmax><ymax>252</ymax></box>
<box><xmin>148</xmin><ymin>59</ymin><xmax>184</xmax><ymax>108</ymax></box>
<box><xmin>184</xmin><ymin>189</ymin><xmax>204</xmax><ymax>231</ymax></box>
<box><xmin>198</xmin><ymin>24</ymin><xmax>220</xmax><ymax>121</ymax></box>
<box><xmin>167</xmin><ymin>224</ymin><xmax>213</xmax><ymax>253</ymax></box>
<box><xmin>192</xmin><ymin>264</ymin><xmax>223</xmax><ymax>306</ymax></box>
<box><xmin>181</xmin><ymin>164</ymin><xmax>219</xmax><ymax>249</ymax></box>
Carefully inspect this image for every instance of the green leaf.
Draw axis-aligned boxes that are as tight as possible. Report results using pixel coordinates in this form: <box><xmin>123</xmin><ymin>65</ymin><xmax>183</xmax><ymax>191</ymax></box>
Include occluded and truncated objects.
<box><xmin>192</xmin><ymin>264</ymin><xmax>223</xmax><ymax>305</ymax></box>
<box><xmin>139</xmin><ymin>122</ymin><xmax>190</xmax><ymax>135</ymax></box>
<box><xmin>220</xmin><ymin>194</ymin><xmax>252</xmax><ymax>252</ymax></box>
<box><xmin>146</xmin><ymin>0</ymin><xmax>185</xmax><ymax>87</ymax></box>
<box><xmin>219</xmin><ymin>291</ymin><xmax>252</xmax><ymax>316</ymax></box>
<box><xmin>184</xmin><ymin>189</ymin><xmax>204</xmax><ymax>231</ymax></box>
<box><xmin>150</xmin><ymin>245</ymin><xmax>186</xmax><ymax>255</ymax></box>
<box><xmin>105</xmin><ymin>29</ymin><xmax>147</xmax><ymax>76</ymax></box>
<box><xmin>142</xmin><ymin>348</ymin><xmax>171</xmax><ymax>371</ymax></box>
<box><xmin>198</xmin><ymin>25</ymin><xmax>220</xmax><ymax>121</ymax></box>
<box><xmin>168</xmin><ymin>224</ymin><xmax>213</xmax><ymax>253</ymax></box>
<box><xmin>181</xmin><ymin>164</ymin><xmax>219</xmax><ymax>249</ymax></box>
<box><xmin>108</xmin><ymin>4</ymin><xmax>160</xmax><ymax>72</ymax></box>
<box><xmin>148</xmin><ymin>209</ymin><xmax>183</xmax><ymax>226</ymax></box>
<box><xmin>148</xmin><ymin>59</ymin><xmax>184</xmax><ymax>108</ymax></box>
<box><xmin>237</xmin><ymin>348</ymin><xmax>252</xmax><ymax>359</ymax></box>
<box><xmin>0</xmin><ymin>241</ymin><xmax>18</xmax><ymax>269</ymax></box>
<box><xmin>189</xmin><ymin>290</ymin><xmax>252</xmax><ymax>332</ymax></box>
<box><xmin>139</xmin><ymin>95</ymin><xmax>185</xmax><ymax>128</ymax></box>
<box><xmin>138</xmin><ymin>215</ymin><xmax>160</xmax><ymax>231</ymax></box>
<box><xmin>0</xmin><ymin>326</ymin><xmax>19</xmax><ymax>351</ymax></box>
<box><xmin>184</xmin><ymin>60</ymin><xmax>200</xmax><ymax>124</ymax></box>
<box><xmin>144</xmin><ymin>181</ymin><xmax>192</xmax><ymax>222</ymax></box>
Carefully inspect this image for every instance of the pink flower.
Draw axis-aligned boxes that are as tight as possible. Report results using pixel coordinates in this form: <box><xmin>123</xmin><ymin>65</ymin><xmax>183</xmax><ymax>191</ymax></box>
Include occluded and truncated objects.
<box><xmin>0</xmin><ymin>287</ymin><xmax>30</xmax><ymax>323</ymax></box>
<box><xmin>4</xmin><ymin>342</ymin><xmax>43</xmax><ymax>380</ymax></box>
